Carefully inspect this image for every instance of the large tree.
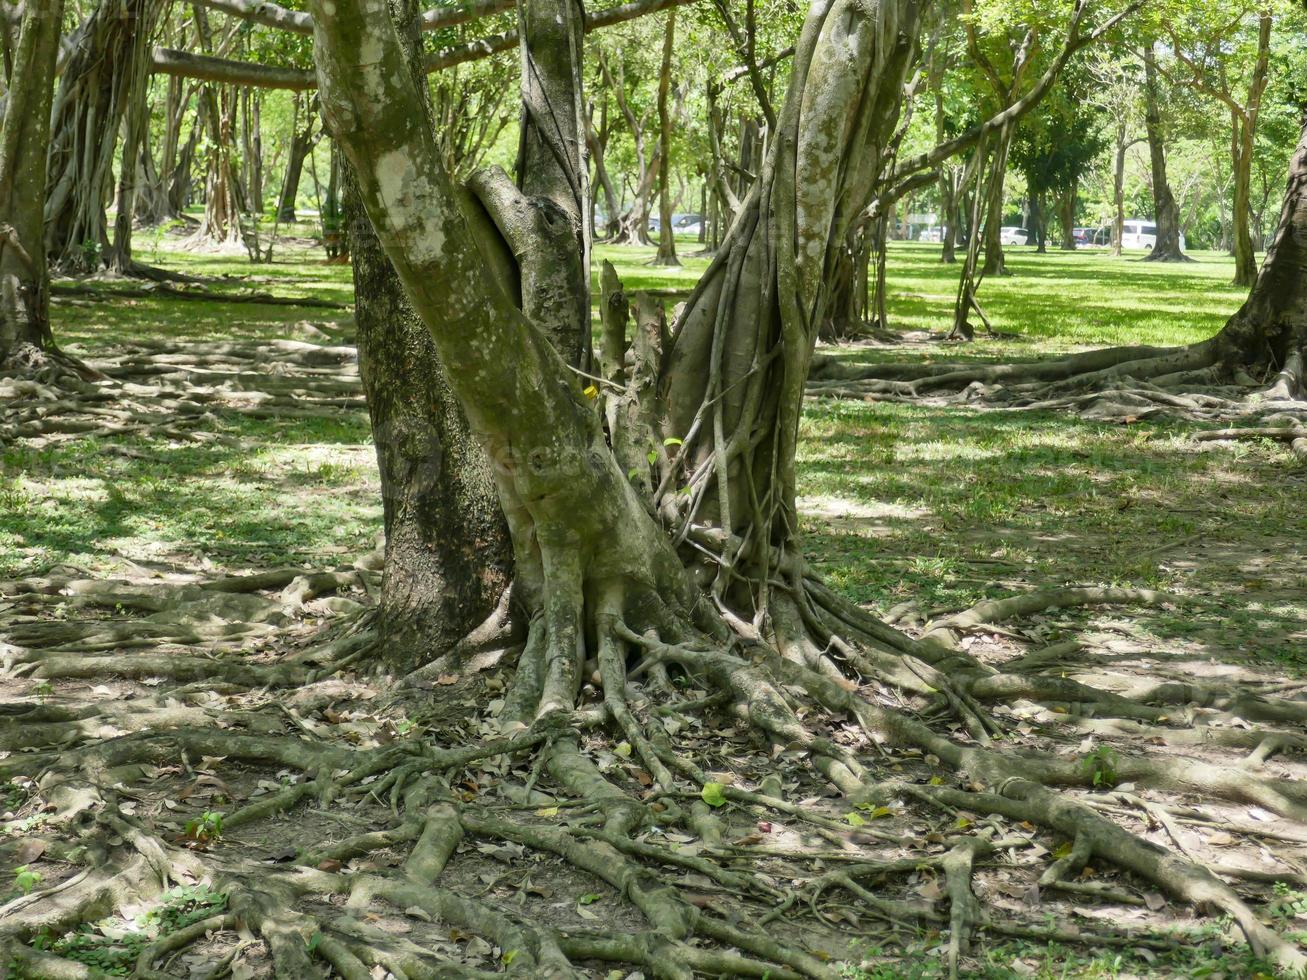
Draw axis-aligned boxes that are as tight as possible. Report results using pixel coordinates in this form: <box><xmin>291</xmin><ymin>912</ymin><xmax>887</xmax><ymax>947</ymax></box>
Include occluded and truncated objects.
<box><xmin>310</xmin><ymin>0</ymin><xmax>1307</xmax><ymax>971</ymax></box>
<box><xmin>45</xmin><ymin>0</ymin><xmax>168</xmax><ymax>273</ymax></box>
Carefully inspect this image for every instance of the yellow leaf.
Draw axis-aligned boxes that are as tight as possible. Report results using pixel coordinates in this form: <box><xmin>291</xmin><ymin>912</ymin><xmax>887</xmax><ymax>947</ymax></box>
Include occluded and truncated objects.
<box><xmin>534</xmin><ymin>806</ymin><xmax>559</xmax><ymax>818</ymax></box>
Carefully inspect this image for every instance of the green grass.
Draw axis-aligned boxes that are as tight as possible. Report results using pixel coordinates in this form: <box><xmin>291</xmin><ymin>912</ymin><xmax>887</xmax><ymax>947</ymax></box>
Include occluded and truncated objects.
<box><xmin>12</xmin><ymin>234</ymin><xmax>1305</xmax><ymax>660</ymax></box>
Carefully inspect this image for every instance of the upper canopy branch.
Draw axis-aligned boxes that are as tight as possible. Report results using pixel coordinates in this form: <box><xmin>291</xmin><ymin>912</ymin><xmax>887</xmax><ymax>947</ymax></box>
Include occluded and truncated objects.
<box><xmin>153</xmin><ymin>0</ymin><xmax>696</xmax><ymax>89</ymax></box>
<box><xmin>892</xmin><ymin>0</ymin><xmax>1148</xmax><ymax>182</ymax></box>
<box><xmin>189</xmin><ymin>0</ymin><xmax>515</xmax><ymax>37</ymax></box>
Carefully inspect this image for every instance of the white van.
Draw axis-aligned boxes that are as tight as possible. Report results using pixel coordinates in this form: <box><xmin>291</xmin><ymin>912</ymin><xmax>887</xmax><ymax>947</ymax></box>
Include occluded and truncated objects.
<box><xmin>1121</xmin><ymin>219</ymin><xmax>1186</xmax><ymax>251</ymax></box>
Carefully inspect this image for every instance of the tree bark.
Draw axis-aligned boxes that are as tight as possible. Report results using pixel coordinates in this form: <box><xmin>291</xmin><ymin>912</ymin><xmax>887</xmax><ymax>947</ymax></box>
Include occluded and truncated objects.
<box><xmin>0</xmin><ymin>0</ymin><xmax>63</xmax><ymax>365</ymax></box>
<box><xmin>1142</xmin><ymin>45</ymin><xmax>1185</xmax><ymax>262</ymax></box>
<box><xmin>653</xmin><ymin>8</ymin><xmax>679</xmax><ymax>266</ymax></box>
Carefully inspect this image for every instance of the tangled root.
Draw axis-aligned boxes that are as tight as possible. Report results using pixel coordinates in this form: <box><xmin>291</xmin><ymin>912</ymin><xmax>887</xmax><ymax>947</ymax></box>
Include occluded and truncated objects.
<box><xmin>4</xmin><ymin>554</ymin><xmax>1307</xmax><ymax>978</ymax></box>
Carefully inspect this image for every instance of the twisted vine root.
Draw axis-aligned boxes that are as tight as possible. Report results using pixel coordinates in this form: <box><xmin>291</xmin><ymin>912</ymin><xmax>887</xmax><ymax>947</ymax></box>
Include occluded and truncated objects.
<box><xmin>3</xmin><ymin>563</ymin><xmax>1307</xmax><ymax>977</ymax></box>
<box><xmin>807</xmin><ymin>338</ymin><xmax>1307</xmax><ymax>436</ymax></box>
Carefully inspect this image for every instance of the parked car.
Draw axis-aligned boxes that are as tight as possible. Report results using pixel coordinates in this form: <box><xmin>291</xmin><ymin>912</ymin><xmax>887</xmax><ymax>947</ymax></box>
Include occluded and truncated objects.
<box><xmin>672</xmin><ymin>213</ymin><xmax>704</xmax><ymax>236</ymax></box>
<box><xmin>1072</xmin><ymin>227</ymin><xmax>1095</xmax><ymax>246</ymax></box>
<box><xmin>918</xmin><ymin>226</ymin><xmax>943</xmax><ymax>243</ymax></box>
<box><xmin>999</xmin><ymin>226</ymin><xmax>1030</xmax><ymax>246</ymax></box>
<box><xmin>1120</xmin><ymin>218</ymin><xmax>1187</xmax><ymax>251</ymax></box>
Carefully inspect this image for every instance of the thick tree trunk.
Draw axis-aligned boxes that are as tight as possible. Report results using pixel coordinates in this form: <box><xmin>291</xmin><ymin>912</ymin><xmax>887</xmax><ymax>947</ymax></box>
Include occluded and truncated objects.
<box><xmin>45</xmin><ymin>0</ymin><xmax>166</xmax><ymax>272</ymax></box>
<box><xmin>0</xmin><ymin>0</ymin><xmax>63</xmax><ymax>365</ymax></box>
<box><xmin>1142</xmin><ymin>45</ymin><xmax>1185</xmax><ymax>262</ymax></box>
<box><xmin>653</xmin><ymin>8</ymin><xmax>679</xmax><ymax>266</ymax></box>
<box><xmin>314</xmin><ymin>0</ymin><xmax>921</xmax><ymax>690</ymax></box>
<box><xmin>505</xmin><ymin>0</ymin><xmax>591</xmax><ymax>364</ymax></box>
<box><xmin>663</xmin><ymin>0</ymin><xmax>921</xmax><ymax>582</ymax></box>
<box><xmin>1212</xmin><ymin>112</ymin><xmax>1307</xmax><ymax>382</ymax></box>
<box><xmin>348</xmin><ymin>176</ymin><xmax>513</xmax><ymax>668</ymax></box>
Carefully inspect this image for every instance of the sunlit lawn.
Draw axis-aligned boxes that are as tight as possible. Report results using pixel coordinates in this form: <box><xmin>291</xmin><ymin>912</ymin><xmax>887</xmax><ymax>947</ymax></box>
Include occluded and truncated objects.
<box><xmin>7</xmin><ymin>232</ymin><xmax>1303</xmax><ymax>678</ymax></box>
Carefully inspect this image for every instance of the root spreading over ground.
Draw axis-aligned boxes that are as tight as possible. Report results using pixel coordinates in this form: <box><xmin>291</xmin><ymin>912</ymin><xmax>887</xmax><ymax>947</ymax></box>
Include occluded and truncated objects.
<box><xmin>3</xmin><ymin>337</ymin><xmax>1307</xmax><ymax>979</ymax></box>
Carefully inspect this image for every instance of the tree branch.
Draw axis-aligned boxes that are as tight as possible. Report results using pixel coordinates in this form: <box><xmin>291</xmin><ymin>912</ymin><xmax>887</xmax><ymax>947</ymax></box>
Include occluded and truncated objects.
<box><xmin>188</xmin><ymin>0</ymin><xmax>516</xmax><ymax>36</ymax></box>
<box><xmin>893</xmin><ymin>0</ymin><xmax>1148</xmax><ymax>181</ymax></box>
<box><xmin>153</xmin><ymin>0</ymin><xmax>697</xmax><ymax>89</ymax></box>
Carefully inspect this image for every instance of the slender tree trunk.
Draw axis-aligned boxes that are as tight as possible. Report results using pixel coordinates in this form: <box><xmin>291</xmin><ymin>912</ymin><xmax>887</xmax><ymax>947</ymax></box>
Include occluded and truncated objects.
<box><xmin>1231</xmin><ymin>109</ymin><xmax>1257</xmax><ymax>287</ymax></box>
<box><xmin>1060</xmin><ymin>181</ymin><xmax>1076</xmax><ymax>251</ymax></box>
<box><xmin>1031</xmin><ymin>191</ymin><xmax>1045</xmax><ymax>253</ymax></box>
<box><xmin>105</xmin><ymin>10</ymin><xmax>156</xmax><ymax>274</ymax></box>
<box><xmin>980</xmin><ymin>121</ymin><xmax>1013</xmax><ymax>276</ymax></box>
<box><xmin>587</xmin><ymin>111</ymin><xmax>622</xmax><ymax>241</ymax></box>
<box><xmin>0</xmin><ymin>0</ymin><xmax>64</xmax><ymax>366</ymax></box>
<box><xmin>169</xmin><ymin>98</ymin><xmax>205</xmax><ymax>216</ymax></box>
<box><xmin>1142</xmin><ymin>45</ymin><xmax>1185</xmax><ymax>262</ymax></box>
<box><xmin>653</xmin><ymin>8</ymin><xmax>679</xmax><ymax>266</ymax></box>
<box><xmin>1111</xmin><ymin>117</ymin><xmax>1127</xmax><ymax>257</ymax></box>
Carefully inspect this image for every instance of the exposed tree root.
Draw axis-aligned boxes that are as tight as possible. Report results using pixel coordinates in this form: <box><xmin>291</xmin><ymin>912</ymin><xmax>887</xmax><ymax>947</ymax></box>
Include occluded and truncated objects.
<box><xmin>4</xmin><ymin>555</ymin><xmax>1307</xmax><ymax>977</ymax></box>
<box><xmin>1</xmin><ymin>336</ymin><xmax>362</xmax><ymax>447</ymax></box>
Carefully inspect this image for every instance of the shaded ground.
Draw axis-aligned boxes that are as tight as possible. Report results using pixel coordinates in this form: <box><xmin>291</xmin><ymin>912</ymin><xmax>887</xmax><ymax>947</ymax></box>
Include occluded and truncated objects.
<box><xmin>1</xmin><ymin>237</ymin><xmax>1305</xmax><ymax>978</ymax></box>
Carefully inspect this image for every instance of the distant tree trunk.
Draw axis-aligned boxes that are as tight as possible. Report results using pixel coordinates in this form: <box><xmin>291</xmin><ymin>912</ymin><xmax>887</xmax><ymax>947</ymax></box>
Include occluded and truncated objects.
<box><xmin>192</xmin><ymin>84</ymin><xmax>244</xmax><ymax>248</ymax></box>
<box><xmin>1111</xmin><ymin>117</ymin><xmax>1128</xmax><ymax>256</ymax></box>
<box><xmin>653</xmin><ymin>8</ymin><xmax>679</xmax><ymax>266</ymax></box>
<box><xmin>586</xmin><ymin>107</ymin><xmax>623</xmax><ymax>241</ymax></box>
<box><xmin>244</xmin><ymin>89</ymin><xmax>265</xmax><ymax>216</ymax></box>
<box><xmin>1031</xmin><ymin>191</ymin><xmax>1046</xmax><ymax>253</ymax></box>
<box><xmin>105</xmin><ymin>12</ymin><xmax>156</xmax><ymax>274</ymax></box>
<box><xmin>1060</xmin><ymin>181</ymin><xmax>1076</xmax><ymax>251</ymax></box>
<box><xmin>45</xmin><ymin>0</ymin><xmax>167</xmax><ymax>272</ymax></box>
<box><xmin>169</xmin><ymin>99</ymin><xmax>205</xmax><ymax>216</ymax></box>
<box><xmin>278</xmin><ymin>95</ymin><xmax>317</xmax><ymax>223</ymax></box>
<box><xmin>0</xmin><ymin>0</ymin><xmax>64</xmax><ymax>366</ymax></box>
<box><xmin>323</xmin><ymin>141</ymin><xmax>348</xmax><ymax>262</ymax></box>
<box><xmin>1231</xmin><ymin>108</ymin><xmax>1257</xmax><ymax>287</ymax></box>
<box><xmin>1142</xmin><ymin>45</ymin><xmax>1186</xmax><ymax>262</ymax></box>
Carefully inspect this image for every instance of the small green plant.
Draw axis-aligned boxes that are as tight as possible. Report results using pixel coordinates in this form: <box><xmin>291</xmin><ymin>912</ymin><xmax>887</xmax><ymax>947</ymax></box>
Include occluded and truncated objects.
<box><xmin>32</xmin><ymin>680</ymin><xmax>54</xmax><ymax>702</ymax></box>
<box><xmin>184</xmin><ymin>810</ymin><xmax>223</xmax><ymax>843</ymax></box>
<box><xmin>14</xmin><ymin>865</ymin><xmax>42</xmax><ymax>894</ymax></box>
<box><xmin>1080</xmin><ymin>744</ymin><xmax>1119</xmax><ymax>788</ymax></box>
<box><xmin>80</xmin><ymin>238</ymin><xmax>101</xmax><ymax>269</ymax></box>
